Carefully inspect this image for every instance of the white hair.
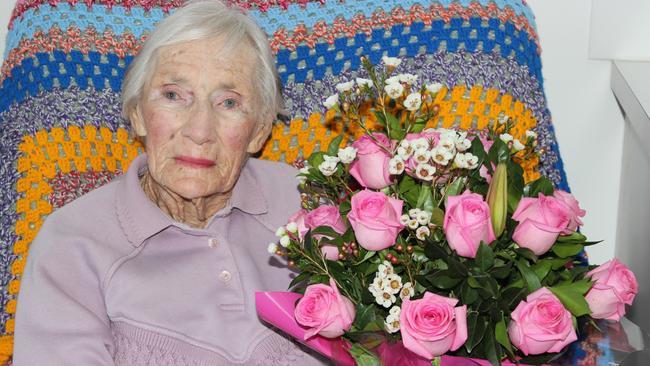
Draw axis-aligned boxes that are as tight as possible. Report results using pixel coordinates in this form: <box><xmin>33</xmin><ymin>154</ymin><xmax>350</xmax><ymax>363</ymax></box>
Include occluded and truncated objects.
<box><xmin>121</xmin><ymin>0</ymin><xmax>282</xmax><ymax>124</ymax></box>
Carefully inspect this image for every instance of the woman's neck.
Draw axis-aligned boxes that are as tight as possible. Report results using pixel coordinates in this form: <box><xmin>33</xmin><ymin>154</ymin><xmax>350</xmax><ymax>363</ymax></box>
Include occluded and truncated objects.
<box><xmin>139</xmin><ymin>172</ymin><xmax>231</xmax><ymax>229</ymax></box>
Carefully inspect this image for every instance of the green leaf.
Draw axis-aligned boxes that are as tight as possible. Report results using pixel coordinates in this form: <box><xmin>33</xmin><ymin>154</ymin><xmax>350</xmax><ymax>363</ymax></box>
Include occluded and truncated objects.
<box><xmin>373</xmin><ymin>111</ymin><xmax>387</xmax><ymax>128</ymax></box>
<box><xmin>501</xmin><ymin>286</ymin><xmax>527</xmax><ymax>311</ymax></box>
<box><xmin>475</xmin><ymin>242</ymin><xmax>495</xmax><ymax>271</ymax></box>
<box><xmin>488</xmin><ymin>138</ymin><xmax>510</xmax><ymax>164</ymax></box>
<box><xmin>549</xmin><ymin>283</ymin><xmax>592</xmax><ymax>317</ymax></box>
<box><xmin>348</xmin><ymin>344</ymin><xmax>380</xmax><ymax>366</ymax></box>
<box><xmin>495</xmin><ymin>313</ymin><xmax>515</xmax><ymax>357</ymax></box>
<box><xmin>427</xmin><ymin>270</ymin><xmax>463</xmax><ymax>289</ymax></box>
<box><xmin>288</xmin><ymin>272</ymin><xmax>311</xmax><ymax>290</ymax></box>
<box><xmin>443</xmin><ymin>178</ymin><xmax>466</xmax><ymax>204</ymax></box>
<box><xmin>507</xmin><ymin>162</ymin><xmax>524</xmax><ymax>213</ymax></box>
<box><xmin>353</xmin><ymin>303</ymin><xmax>377</xmax><ymax>330</ymax></box>
<box><xmin>398</xmin><ymin>175</ymin><xmax>420</xmax><ymax>207</ymax></box>
<box><xmin>307</xmin><ymin>152</ymin><xmax>325</xmax><ymax>171</ymax></box>
<box><xmin>431</xmin><ymin>207</ymin><xmax>445</xmax><ymax>227</ymax></box>
<box><xmin>483</xmin><ymin>325</ymin><xmax>500</xmax><ymax>366</ymax></box>
<box><xmin>447</xmin><ymin>256</ymin><xmax>469</xmax><ymax>277</ymax></box>
<box><xmin>515</xmin><ymin>247</ymin><xmax>538</xmax><ymax>263</ymax></box>
<box><xmin>489</xmin><ymin>262</ymin><xmax>513</xmax><ymax>279</ymax></box>
<box><xmin>531</xmin><ymin>259</ymin><xmax>554</xmax><ymax>283</ymax></box>
<box><xmin>551</xmin><ymin>243</ymin><xmax>584</xmax><ymax>258</ymax></box>
<box><xmin>460</xmin><ymin>280</ymin><xmax>480</xmax><ymax>304</ymax></box>
<box><xmin>557</xmin><ymin>232</ymin><xmax>587</xmax><ymax>244</ymax></box>
<box><xmin>524</xmin><ymin>177</ymin><xmax>554</xmax><ymax>197</ymax></box>
<box><xmin>339</xmin><ymin>200</ymin><xmax>351</xmax><ymax>214</ymax></box>
<box><xmin>424</xmin><ymin>240</ymin><xmax>449</xmax><ymax>261</ymax></box>
<box><xmin>416</xmin><ymin>184</ymin><xmax>434</xmax><ymax>213</ymax></box>
<box><xmin>465</xmin><ymin>314</ymin><xmax>487</xmax><ymax>353</ymax></box>
<box><xmin>327</xmin><ymin>134</ymin><xmax>344</xmax><ymax>156</ymax></box>
<box><xmin>516</xmin><ymin>259</ymin><xmax>542</xmax><ymax>293</ymax></box>
<box><xmin>354</xmin><ymin>250</ymin><xmax>377</xmax><ymax>265</ymax></box>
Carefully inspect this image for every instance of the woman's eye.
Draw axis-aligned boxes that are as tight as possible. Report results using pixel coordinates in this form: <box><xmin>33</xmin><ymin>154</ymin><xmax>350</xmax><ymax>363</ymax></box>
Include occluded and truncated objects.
<box><xmin>222</xmin><ymin>98</ymin><xmax>239</xmax><ymax>109</ymax></box>
<box><xmin>164</xmin><ymin>91</ymin><xmax>179</xmax><ymax>101</ymax></box>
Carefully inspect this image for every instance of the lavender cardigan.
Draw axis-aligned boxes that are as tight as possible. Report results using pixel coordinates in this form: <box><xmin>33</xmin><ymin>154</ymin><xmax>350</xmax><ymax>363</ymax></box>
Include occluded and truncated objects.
<box><xmin>13</xmin><ymin>154</ymin><xmax>326</xmax><ymax>365</ymax></box>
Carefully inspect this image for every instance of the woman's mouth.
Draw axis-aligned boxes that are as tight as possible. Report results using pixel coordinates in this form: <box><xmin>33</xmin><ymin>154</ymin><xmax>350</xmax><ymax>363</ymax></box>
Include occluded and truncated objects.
<box><xmin>174</xmin><ymin>156</ymin><xmax>216</xmax><ymax>168</ymax></box>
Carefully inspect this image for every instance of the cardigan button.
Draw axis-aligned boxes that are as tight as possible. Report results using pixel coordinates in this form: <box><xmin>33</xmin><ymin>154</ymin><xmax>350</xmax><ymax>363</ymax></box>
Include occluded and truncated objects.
<box><xmin>219</xmin><ymin>270</ymin><xmax>232</xmax><ymax>282</ymax></box>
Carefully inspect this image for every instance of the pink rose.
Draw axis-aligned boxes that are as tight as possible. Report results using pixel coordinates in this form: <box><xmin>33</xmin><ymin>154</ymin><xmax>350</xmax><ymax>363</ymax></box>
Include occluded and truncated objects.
<box><xmin>349</xmin><ymin>133</ymin><xmax>393</xmax><ymax>189</ymax></box>
<box><xmin>347</xmin><ymin>190</ymin><xmax>404</xmax><ymax>251</ymax></box>
<box><xmin>294</xmin><ymin>277</ymin><xmax>355</xmax><ymax>339</ymax></box>
<box><xmin>400</xmin><ymin>292</ymin><xmax>468</xmax><ymax>359</ymax></box>
<box><xmin>288</xmin><ymin>209</ymin><xmax>309</xmax><ymax>239</ymax></box>
<box><xmin>443</xmin><ymin>190</ymin><xmax>496</xmax><ymax>258</ymax></box>
<box><xmin>553</xmin><ymin>190</ymin><xmax>586</xmax><ymax>233</ymax></box>
<box><xmin>508</xmin><ymin>287</ymin><xmax>577</xmax><ymax>355</ymax></box>
<box><xmin>305</xmin><ymin>205</ymin><xmax>347</xmax><ymax>260</ymax></box>
<box><xmin>512</xmin><ymin>194</ymin><xmax>571</xmax><ymax>255</ymax></box>
<box><xmin>585</xmin><ymin>259</ymin><xmax>638</xmax><ymax>321</ymax></box>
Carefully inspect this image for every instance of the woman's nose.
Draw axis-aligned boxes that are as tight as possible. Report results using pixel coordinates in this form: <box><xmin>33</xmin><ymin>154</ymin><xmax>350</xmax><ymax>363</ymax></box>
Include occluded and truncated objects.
<box><xmin>181</xmin><ymin>102</ymin><xmax>217</xmax><ymax>145</ymax></box>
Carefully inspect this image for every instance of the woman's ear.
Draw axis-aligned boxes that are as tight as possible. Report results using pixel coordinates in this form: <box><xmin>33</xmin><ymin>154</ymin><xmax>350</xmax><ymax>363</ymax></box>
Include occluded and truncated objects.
<box><xmin>129</xmin><ymin>104</ymin><xmax>148</xmax><ymax>138</ymax></box>
<box><xmin>247</xmin><ymin>118</ymin><xmax>273</xmax><ymax>154</ymax></box>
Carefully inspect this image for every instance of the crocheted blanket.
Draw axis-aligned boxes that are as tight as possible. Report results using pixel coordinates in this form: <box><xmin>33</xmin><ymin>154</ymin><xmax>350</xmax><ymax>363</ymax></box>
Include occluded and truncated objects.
<box><xmin>0</xmin><ymin>0</ymin><xmax>568</xmax><ymax>362</ymax></box>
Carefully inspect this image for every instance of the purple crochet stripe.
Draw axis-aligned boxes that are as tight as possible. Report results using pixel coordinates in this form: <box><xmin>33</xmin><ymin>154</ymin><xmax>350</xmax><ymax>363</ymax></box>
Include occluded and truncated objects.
<box><xmin>282</xmin><ymin>50</ymin><xmax>563</xmax><ymax>186</ymax></box>
<box><xmin>0</xmin><ymin>86</ymin><xmax>129</xmax><ymax>325</ymax></box>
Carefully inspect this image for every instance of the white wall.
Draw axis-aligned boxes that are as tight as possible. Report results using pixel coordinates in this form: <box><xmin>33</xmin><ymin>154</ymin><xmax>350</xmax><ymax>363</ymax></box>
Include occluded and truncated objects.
<box><xmin>527</xmin><ymin>0</ymin><xmax>621</xmax><ymax>265</ymax></box>
<box><xmin>0</xmin><ymin>1</ymin><xmax>622</xmax><ymax>264</ymax></box>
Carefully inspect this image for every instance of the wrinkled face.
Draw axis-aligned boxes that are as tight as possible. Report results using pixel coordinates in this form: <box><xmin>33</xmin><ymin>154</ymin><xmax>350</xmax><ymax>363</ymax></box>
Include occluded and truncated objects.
<box><xmin>130</xmin><ymin>37</ymin><xmax>270</xmax><ymax>200</ymax></box>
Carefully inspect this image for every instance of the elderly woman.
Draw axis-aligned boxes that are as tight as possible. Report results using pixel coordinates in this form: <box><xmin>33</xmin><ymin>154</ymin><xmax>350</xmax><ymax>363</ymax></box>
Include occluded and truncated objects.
<box><xmin>12</xmin><ymin>1</ymin><xmax>325</xmax><ymax>365</ymax></box>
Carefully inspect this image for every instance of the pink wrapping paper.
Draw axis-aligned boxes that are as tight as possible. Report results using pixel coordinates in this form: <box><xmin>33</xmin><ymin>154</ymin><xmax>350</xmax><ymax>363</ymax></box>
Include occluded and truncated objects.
<box><xmin>256</xmin><ymin>291</ymin><xmax>540</xmax><ymax>366</ymax></box>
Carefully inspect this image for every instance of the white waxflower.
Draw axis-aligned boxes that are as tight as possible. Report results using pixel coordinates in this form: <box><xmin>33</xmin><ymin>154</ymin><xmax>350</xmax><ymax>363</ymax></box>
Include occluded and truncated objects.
<box><xmin>410</xmin><ymin>137</ymin><xmax>429</xmax><ymax>151</ymax></box>
<box><xmin>267</xmin><ymin>242</ymin><xmax>278</xmax><ymax>254</ymax></box>
<box><xmin>377</xmin><ymin>261</ymin><xmax>395</xmax><ymax>277</ymax></box>
<box><xmin>275</xmin><ymin>226</ymin><xmax>286</xmax><ymax>237</ymax></box>
<box><xmin>416</xmin><ymin>211</ymin><xmax>431</xmax><ymax>225</ymax></box>
<box><xmin>408</xmin><ymin>218</ymin><xmax>419</xmax><ymax>230</ymax></box>
<box><xmin>385</xmin><ymin>313</ymin><xmax>401</xmax><ymax>333</ymax></box>
<box><xmin>499</xmin><ymin>114</ymin><xmax>510</xmax><ymax>124</ymax></box>
<box><xmin>397</xmin><ymin>73</ymin><xmax>418</xmax><ymax>85</ymax></box>
<box><xmin>355</xmin><ymin>77</ymin><xmax>374</xmax><ymax>89</ymax></box>
<box><xmin>416</xmin><ymin>226</ymin><xmax>431</xmax><ymax>240</ymax></box>
<box><xmin>335</xmin><ymin>81</ymin><xmax>354</xmax><ymax>93</ymax></box>
<box><xmin>438</xmin><ymin>128</ymin><xmax>457</xmax><ymax>141</ymax></box>
<box><xmin>385</xmin><ymin>274</ymin><xmax>403</xmax><ymax>294</ymax></box>
<box><xmin>299</xmin><ymin>165</ymin><xmax>311</xmax><ymax>175</ymax></box>
<box><xmin>431</xmin><ymin>147</ymin><xmax>453</xmax><ymax>166</ymax></box>
<box><xmin>465</xmin><ymin>153</ymin><xmax>479</xmax><ymax>169</ymax></box>
<box><xmin>318</xmin><ymin>160</ymin><xmax>338</xmax><ymax>176</ymax></box>
<box><xmin>286</xmin><ymin>222</ymin><xmax>298</xmax><ymax>233</ymax></box>
<box><xmin>408</xmin><ymin>208</ymin><xmax>421</xmax><ymax>218</ymax></box>
<box><xmin>513</xmin><ymin>139</ymin><xmax>525</xmax><ymax>151</ymax></box>
<box><xmin>323</xmin><ymin>94</ymin><xmax>339</xmax><ymax>109</ymax></box>
<box><xmin>525</xmin><ymin>130</ymin><xmax>537</xmax><ymax>139</ymax></box>
<box><xmin>382</xmin><ymin>56</ymin><xmax>402</xmax><ymax>68</ymax></box>
<box><xmin>457</xmin><ymin>130</ymin><xmax>468</xmax><ymax>140</ymax></box>
<box><xmin>389</xmin><ymin>306</ymin><xmax>401</xmax><ymax>317</ymax></box>
<box><xmin>456</xmin><ymin>138</ymin><xmax>472</xmax><ymax>152</ymax></box>
<box><xmin>415</xmin><ymin>163</ymin><xmax>436</xmax><ymax>181</ymax></box>
<box><xmin>438</xmin><ymin>137</ymin><xmax>456</xmax><ymax>153</ymax></box>
<box><xmin>384</xmin><ymin>82</ymin><xmax>404</xmax><ymax>99</ymax></box>
<box><xmin>454</xmin><ymin>153</ymin><xmax>468</xmax><ymax>169</ymax></box>
<box><xmin>426</xmin><ymin>82</ymin><xmax>443</xmax><ymax>94</ymax></box>
<box><xmin>399</xmin><ymin>282</ymin><xmax>415</xmax><ymax>300</ymax></box>
<box><xmin>411</xmin><ymin>253</ymin><xmax>428</xmax><ymax>262</ymax></box>
<box><xmin>499</xmin><ymin>133</ymin><xmax>514</xmax><ymax>143</ymax></box>
<box><xmin>279</xmin><ymin>235</ymin><xmax>291</xmax><ymax>248</ymax></box>
<box><xmin>396</xmin><ymin>146</ymin><xmax>412</xmax><ymax>160</ymax></box>
<box><xmin>337</xmin><ymin>146</ymin><xmax>357</xmax><ymax>164</ymax></box>
<box><xmin>388</xmin><ymin>156</ymin><xmax>405</xmax><ymax>175</ymax></box>
<box><xmin>413</xmin><ymin>148</ymin><xmax>431</xmax><ymax>165</ymax></box>
<box><xmin>376</xmin><ymin>290</ymin><xmax>396</xmax><ymax>308</ymax></box>
<box><xmin>400</xmin><ymin>214</ymin><xmax>411</xmax><ymax>226</ymax></box>
<box><xmin>323</xmin><ymin>155</ymin><xmax>341</xmax><ymax>163</ymax></box>
<box><xmin>385</xmin><ymin>75</ymin><xmax>400</xmax><ymax>85</ymax></box>
<box><xmin>403</xmin><ymin>92</ymin><xmax>422</xmax><ymax>111</ymax></box>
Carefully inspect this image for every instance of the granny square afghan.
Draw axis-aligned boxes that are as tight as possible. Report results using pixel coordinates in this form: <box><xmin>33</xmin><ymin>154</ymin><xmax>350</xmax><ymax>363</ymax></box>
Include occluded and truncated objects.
<box><xmin>0</xmin><ymin>1</ymin><xmax>568</xmax><ymax>362</ymax></box>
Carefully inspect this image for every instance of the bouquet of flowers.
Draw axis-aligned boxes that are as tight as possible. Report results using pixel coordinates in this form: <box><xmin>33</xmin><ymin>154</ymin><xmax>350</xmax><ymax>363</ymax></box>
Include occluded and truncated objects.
<box><xmin>257</xmin><ymin>57</ymin><xmax>638</xmax><ymax>366</ymax></box>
